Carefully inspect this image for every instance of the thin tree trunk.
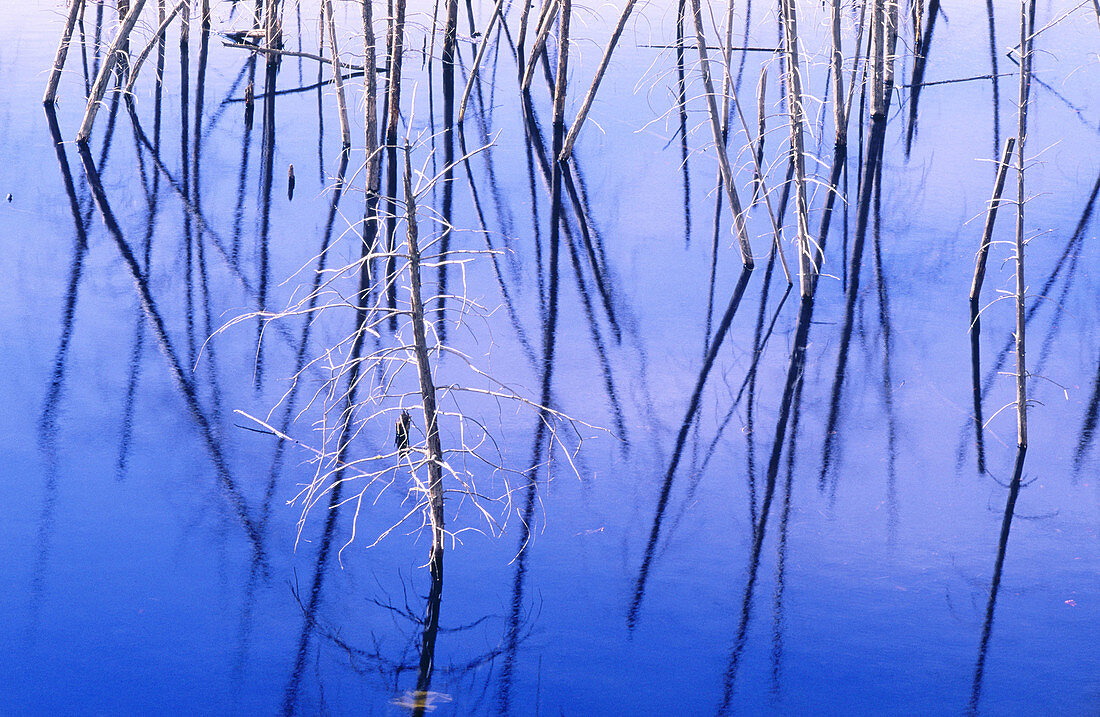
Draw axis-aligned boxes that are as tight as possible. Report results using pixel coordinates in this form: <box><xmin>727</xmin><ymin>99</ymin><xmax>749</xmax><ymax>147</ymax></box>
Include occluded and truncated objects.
<box><xmin>45</xmin><ymin>0</ymin><xmax>87</xmax><ymax>104</ymax></box>
<box><xmin>402</xmin><ymin>144</ymin><xmax>446</xmax><ymax>558</ymax></box>
<box><xmin>324</xmin><ymin>0</ymin><xmax>352</xmax><ymax>147</ymax></box>
<box><xmin>77</xmin><ymin>0</ymin><xmax>148</xmax><ymax>142</ymax></box>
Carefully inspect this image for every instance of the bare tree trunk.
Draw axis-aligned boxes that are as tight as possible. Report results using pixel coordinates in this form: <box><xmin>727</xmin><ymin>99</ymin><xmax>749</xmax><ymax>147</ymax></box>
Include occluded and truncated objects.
<box><xmin>1015</xmin><ymin>0</ymin><xmax>1035</xmax><ymax>454</ymax></box>
<box><xmin>124</xmin><ymin>1</ymin><xmax>186</xmax><ymax>95</ymax></box>
<box><xmin>402</xmin><ymin>144</ymin><xmax>446</xmax><ymax>558</ymax></box>
<box><xmin>324</xmin><ymin>0</ymin><xmax>351</xmax><ymax>147</ymax></box>
<box><xmin>458</xmin><ymin>0</ymin><xmax>507</xmax><ymax>123</ymax></box>
<box><xmin>45</xmin><ymin>0</ymin><xmax>86</xmax><ymax>104</ymax></box>
<box><xmin>687</xmin><ymin>0</ymin><xmax>753</xmax><ymax>269</ymax></box>
<box><xmin>559</xmin><ymin>0</ymin><xmax>638</xmax><ymax>160</ymax></box>
<box><xmin>969</xmin><ymin>137</ymin><xmax>1016</xmax><ymax>315</ymax></box>
<box><xmin>77</xmin><ymin>0</ymin><xmax>148</xmax><ymax>142</ymax></box>
<box><xmin>779</xmin><ymin>0</ymin><xmax>813</xmax><ymax>294</ymax></box>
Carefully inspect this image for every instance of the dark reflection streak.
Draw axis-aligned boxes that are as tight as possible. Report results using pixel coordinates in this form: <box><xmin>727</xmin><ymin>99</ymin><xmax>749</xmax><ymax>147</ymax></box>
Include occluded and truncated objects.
<box><xmin>986</xmin><ymin>0</ymin><xmax>1000</xmax><ymax>159</ymax></box>
<box><xmin>280</xmin><ymin>150</ymin><xmax>374</xmax><ymax>716</ymax></box>
<box><xmin>664</xmin><ymin>282</ymin><xmax>791</xmax><ymax>560</ymax></box>
<box><xmin>127</xmin><ymin>101</ymin><xmax>255</xmax><ymax>293</ymax></box>
<box><xmin>32</xmin><ymin>106</ymin><xmax>93</xmax><ymax>636</ymax></box>
<box><xmin>718</xmin><ymin>296</ymin><xmax>816</xmax><ymax>713</ymax></box>
<box><xmin>317</xmin><ymin>12</ymin><xmax>325</xmax><ymax>185</ymax></box>
<box><xmin>92</xmin><ymin>0</ymin><xmax>103</xmax><ymax>82</ymax></box>
<box><xmin>734</xmin><ymin>0</ymin><xmax>752</xmax><ymax>90</ymax></box>
<box><xmin>746</xmin><ymin>247</ymin><xmax>780</xmax><ymax>526</ymax></box>
<box><xmin>125</xmin><ymin>101</ymin><xmax>306</xmax><ymax>362</ymax></box>
<box><xmin>437</xmin><ymin>40</ymin><xmax>456</xmax><ymax>344</ymax></box>
<box><xmin>411</xmin><ymin>549</ymin><xmax>445</xmax><ymax>717</ymax></box>
<box><xmin>771</xmin><ymin>350</ymin><xmax>807</xmax><ymax>698</ymax></box>
<box><xmin>1075</xmin><ymin>355</ymin><xmax>1100</xmax><ymax>471</ymax></box>
<box><xmin>97</xmin><ymin>72</ymin><xmax>124</xmax><ymax>172</ymax></box>
<box><xmin>969</xmin><ymin>316</ymin><xmax>987</xmax><ymax>474</ymax></box>
<box><xmin>569</xmin><ymin>161</ymin><xmax>610</xmax><ymax>274</ymax></box>
<box><xmin>194</xmin><ymin>27</ymin><xmax>225</xmax><ymax>427</ymax></box>
<box><xmin>816</xmin><ymin>131</ymin><xmax>849</xmax><ymax>270</ymax></box>
<box><xmin>497</xmin><ymin>69</ymin><xmax>568</xmax><ymax>714</ymax></box>
<box><xmin>457</xmin><ymin>127</ymin><xmax>538</xmax><ymax>369</ymax></box>
<box><xmin>224</xmin><ymin>71</ymin><xmax>366</xmax><ymax>103</ymax></box>
<box><xmin>75</xmin><ymin>142</ymin><xmax>266</xmax><ymax>561</ymax></box>
<box><xmin>117</xmin><ymin>58</ymin><xmax>165</xmax><ymax>481</ymax></box>
<box><xmin>463</xmin><ymin>37</ymin><xmax>519</xmax><ymax>273</ymax></box>
<box><xmin>561</xmin><ymin>164</ymin><xmax>620</xmax><ymax>343</ymax></box>
<box><xmin>871</xmin><ymin>163</ymin><xmax>899</xmax><ymax>539</ymax></box>
<box><xmin>235</xmin><ymin>152</ymin><xmax>350</xmax><ymax>683</ymax></box>
<box><xmin>181</xmin><ymin>34</ymin><xmax>196</xmax><ymax>370</ymax></box>
<box><xmin>559</xmin><ymin>201</ymin><xmax>628</xmax><ymax>446</ymax></box>
<box><xmin>486</xmin><ymin>17</ymin><xmax>504</xmax><ymax>126</ymax></box>
<box><xmin>696</xmin><ymin>282</ymin><xmax>790</xmax><ymax>481</ymax></box>
<box><xmin>628</xmin><ymin>268</ymin><xmax>754</xmax><ymax>630</ymax></box>
<box><xmin>675</xmin><ymin>0</ymin><xmax>691</xmax><ymax>249</ymax></box>
<box><xmin>768</xmin><ymin>382</ymin><xmax>798</xmax><ymax>699</ymax></box>
<box><xmin>256</xmin><ymin>52</ymin><xmax>278</xmax><ymax>388</ymax></box>
<box><xmin>496</xmin><ymin>363</ymin><xmax>556</xmax><ymax>717</ymax></box>
<box><xmin>1017</xmin><ymin>65</ymin><xmax>1100</xmax><ymax>135</ymax></box>
<box><xmin>493</xmin><ymin>426</ymin><xmax>542</xmax><ymax>716</ymax></box>
<box><xmin>32</xmin><ymin>79</ymin><xmax>120</xmax><ymax>614</ymax></box>
<box><xmin>905</xmin><ymin>0</ymin><xmax>940</xmax><ymax>156</ymax></box>
<box><xmin>518</xmin><ymin>93</ymin><xmax>628</xmax><ymax>445</ymax></box>
<box><xmin>968</xmin><ymin>446</ymin><xmax>1026</xmax><ymax>715</ymax></box>
<box><xmin>842</xmin><ymin>147</ymin><xmax>850</xmax><ymax>290</ymax></box>
<box><xmin>78</xmin><ymin>0</ymin><xmax>90</xmax><ymax>96</ymax></box>
<box><xmin>202</xmin><ymin>60</ymin><xmax>250</xmax><ymax>140</ymax></box>
<box><xmin>232</xmin><ymin>56</ymin><xmax>258</xmax><ymax>261</ymax></box>
<box><xmin>819</xmin><ymin>115</ymin><xmax>888</xmax><ymax>489</ymax></box>
<box><xmin>854</xmin><ymin>26</ymin><xmax>871</xmax><ymax>202</ymax></box>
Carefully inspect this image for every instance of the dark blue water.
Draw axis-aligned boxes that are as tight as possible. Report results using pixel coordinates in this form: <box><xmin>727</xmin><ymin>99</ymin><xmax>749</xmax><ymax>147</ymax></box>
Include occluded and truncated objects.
<box><xmin>3</xmin><ymin>0</ymin><xmax>1099</xmax><ymax>714</ymax></box>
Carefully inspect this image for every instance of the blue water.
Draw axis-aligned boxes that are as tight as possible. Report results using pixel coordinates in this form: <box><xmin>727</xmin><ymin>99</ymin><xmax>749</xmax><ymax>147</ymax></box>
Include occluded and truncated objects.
<box><xmin>2</xmin><ymin>0</ymin><xmax>1099</xmax><ymax>714</ymax></box>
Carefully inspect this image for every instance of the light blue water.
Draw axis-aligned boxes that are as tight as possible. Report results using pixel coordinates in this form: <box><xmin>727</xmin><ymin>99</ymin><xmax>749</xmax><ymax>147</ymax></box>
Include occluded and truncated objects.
<box><xmin>2</xmin><ymin>1</ymin><xmax>1099</xmax><ymax>714</ymax></box>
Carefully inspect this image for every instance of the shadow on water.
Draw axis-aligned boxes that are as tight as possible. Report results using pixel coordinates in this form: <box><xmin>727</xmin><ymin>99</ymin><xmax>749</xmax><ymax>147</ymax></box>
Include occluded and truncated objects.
<box><xmin>718</xmin><ymin>293</ymin><xmax>817</xmax><ymax>711</ymax></box>
<box><xmin>72</xmin><ymin>130</ymin><xmax>266</xmax><ymax>562</ymax></box>
<box><xmin>819</xmin><ymin>113</ymin><xmax>889</xmax><ymax>491</ymax></box>
<box><xmin>675</xmin><ymin>0</ymin><xmax>691</xmax><ymax>246</ymax></box>
<box><xmin>628</xmin><ymin>266</ymin><xmax>753</xmax><ymax>630</ymax></box>
<box><xmin>870</xmin><ymin>158</ymin><xmax>900</xmax><ymax>538</ymax></box>
<box><xmin>968</xmin><ymin>446</ymin><xmax>1027</xmax><ymax>714</ymax></box>
<box><xmin>770</xmin><ymin>311</ymin><xmax>810</xmax><ymax>699</ymax></box>
<box><xmin>234</xmin><ymin>150</ymin><xmax>350</xmax><ymax>683</ymax></box>
<box><xmin>232</xmin><ymin>55</ymin><xmax>258</xmax><ymax>261</ymax></box>
<box><xmin>905</xmin><ymin>0</ymin><xmax>940</xmax><ymax>157</ymax></box>
<box><xmin>985</xmin><ymin>0</ymin><xmax>1001</xmax><ymax>158</ymax></box>
<box><xmin>31</xmin><ymin>105</ymin><xmax>95</xmax><ymax>637</ymax></box>
<box><xmin>517</xmin><ymin>88</ymin><xmax>628</xmax><ymax>445</ymax></box>
<box><xmin>1076</xmin><ymin>353</ymin><xmax>1100</xmax><ymax>471</ymax></box>
<box><xmin>116</xmin><ymin>8</ymin><xmax>169</xmax><ymax>482</ymax></box>
<box><xmin>496</xmin><ymin>67</ymin><xmax>568</xmax><ymax>713</ymax></box>
<box><xmin>255</xmin><ymin>50</ymin><xmax>279</xmax><ymax>390</ymax></box>
<box><xmin>33</xmin><ymin>75</ymin><xmax>125</xmax><ymax>622</ymax></box>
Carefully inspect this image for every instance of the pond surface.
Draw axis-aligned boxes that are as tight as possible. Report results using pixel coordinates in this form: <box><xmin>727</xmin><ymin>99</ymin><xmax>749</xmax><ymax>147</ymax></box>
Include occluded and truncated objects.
<box><xmin>3</xmin><ymin>0</ymin><xmax>1099</xmax><ymax>714</ymax></box>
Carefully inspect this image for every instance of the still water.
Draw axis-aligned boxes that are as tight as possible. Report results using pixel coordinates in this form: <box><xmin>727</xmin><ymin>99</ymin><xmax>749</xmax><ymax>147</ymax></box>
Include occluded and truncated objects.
<box><xmin>2</xmin><ymin>0</ymin><xmax>1099</xmax><ymax>714</ymax></box>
